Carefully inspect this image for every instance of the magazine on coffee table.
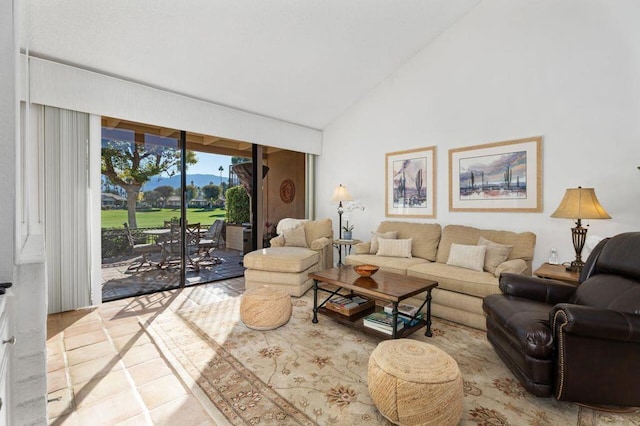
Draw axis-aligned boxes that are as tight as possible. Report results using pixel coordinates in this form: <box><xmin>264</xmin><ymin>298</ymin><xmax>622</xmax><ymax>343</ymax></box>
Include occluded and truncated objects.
<box><xmin>363</xmin><ymin>312</ymin><xmax>404</xmax><ymax>334</ymax></box>
<box><xmin>325</xmin><ymin>295</ymin><xmax>374</xmax><ymax>316</ymax></box>
<box><xmin>383</xmin><ymin>303</ymin><xmax>423</xmax><ymax>326</ymax></box>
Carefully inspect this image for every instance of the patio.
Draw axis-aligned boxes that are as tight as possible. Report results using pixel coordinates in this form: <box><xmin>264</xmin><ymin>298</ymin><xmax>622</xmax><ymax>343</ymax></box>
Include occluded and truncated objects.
<box><xmin>102</xmin><ymin>247</ymin><xmax>246</xmax><ymax>301</ymax></box>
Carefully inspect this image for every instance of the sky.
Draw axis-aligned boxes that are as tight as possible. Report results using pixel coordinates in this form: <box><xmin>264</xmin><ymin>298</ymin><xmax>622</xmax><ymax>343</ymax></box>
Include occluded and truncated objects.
<box><xmin>102</xmin><ymin>127</ymin><xmax>234</xmax><ymax>177</ymax></box>
<box><xmin>188</xmin><ymin>152</ymin><xmax>232</xmax><ymax>176</ymax></box>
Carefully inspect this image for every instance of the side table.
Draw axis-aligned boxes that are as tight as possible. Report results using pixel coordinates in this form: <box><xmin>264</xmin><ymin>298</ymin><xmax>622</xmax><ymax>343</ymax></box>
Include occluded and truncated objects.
<box><xmin>333</xmin><ymin>239</ymin><xmax>362</xmax><ymax>266</ymax></box>
<box><xmin>534</xmin><ymin>263</ymin><xmax>580</xmax><ymax>286</ymax></box>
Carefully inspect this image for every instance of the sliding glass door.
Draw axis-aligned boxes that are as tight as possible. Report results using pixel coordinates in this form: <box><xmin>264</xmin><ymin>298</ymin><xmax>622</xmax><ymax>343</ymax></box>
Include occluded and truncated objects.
<box><xmin>100</xmin><ymin>119</ymin><xmax>248</xmax><ymax>301</ymax></box>
<box><xmin>100</xmin><ymin>116</ymin><xmax>306</xmax><ymax>302</ymax></box>
<box><xmin>100</xmin><ymin>121</ymin><xmax>184</xmax><ymax>300</ymax></box>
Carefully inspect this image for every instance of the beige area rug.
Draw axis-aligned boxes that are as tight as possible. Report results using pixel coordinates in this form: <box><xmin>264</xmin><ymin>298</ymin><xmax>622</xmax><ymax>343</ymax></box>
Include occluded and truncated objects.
<box><xmin>143</xmin><ymin>292</ymin><xmax>640</xmax><ymax>425</ymax></box>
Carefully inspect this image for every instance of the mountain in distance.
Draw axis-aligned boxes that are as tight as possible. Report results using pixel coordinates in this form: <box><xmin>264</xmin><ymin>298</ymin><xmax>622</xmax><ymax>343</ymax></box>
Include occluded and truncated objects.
<box><xmin>142</xmin><ymin>174</ymin><xmax>228</xmax><ymax>192</ymax></box>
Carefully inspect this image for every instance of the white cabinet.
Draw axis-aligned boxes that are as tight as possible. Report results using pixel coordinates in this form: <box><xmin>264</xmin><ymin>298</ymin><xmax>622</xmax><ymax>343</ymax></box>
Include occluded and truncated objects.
<box><xmin>0</xmin><ymin>289</ymin><xmax>13</xmax><ymax>426</ymax></box>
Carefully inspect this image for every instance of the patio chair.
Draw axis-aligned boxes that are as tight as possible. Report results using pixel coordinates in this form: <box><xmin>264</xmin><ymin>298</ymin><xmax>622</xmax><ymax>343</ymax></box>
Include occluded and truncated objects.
<box><xmin>160</xmin><ymin>222</ymin><xmax>202</xmax><ymax>270</ymax></box>
<box><xmin>124</xmin><ymin>223</ymin><xmax>163</xmax><ymax>271</ymax></box>
<box><xmin>199</xmin><ymin>219</ymin><xmax>225</xmax><ymax>264</ymax></box>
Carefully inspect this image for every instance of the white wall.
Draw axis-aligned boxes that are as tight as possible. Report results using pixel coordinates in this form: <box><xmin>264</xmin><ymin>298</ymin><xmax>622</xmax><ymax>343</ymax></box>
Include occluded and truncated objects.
<box><xmin>318</xmin><ymin>0</ymin><xmax>640</xmax><ymax>268</ymax></box>
<box><xmin>0</xmin><ymin>0</ymin><xmax>17</xmax><ymax>282</ymax></box>
<box><xmin>2</xmin><ymin>1</ymin><xmax>48</xmax><ymax>424</ymax></box>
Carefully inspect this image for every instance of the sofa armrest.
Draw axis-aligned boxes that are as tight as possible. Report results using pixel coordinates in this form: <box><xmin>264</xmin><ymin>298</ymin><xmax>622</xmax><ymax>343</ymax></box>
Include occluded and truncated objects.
<box><xmin>310</xmin><ymin>237</ymin><xmax>331</xmax><ymax>250</ymax></box>
<box><xmin>270</xmin><ymin>235</ymin><xmax>285</xmax><ymax>247</ymax></box>
<box><xmin>499</xmin><ymin>273</ymin><xmax>577</xmax><ymax>304</ymax></box>
<box><xmin>551</xmin><ymin>304</ymin><xmax>640</xmax><ymax>343</ymax></box>
<box><xmin>353</xmin><ymin>242</ymin><xmax>370</xmax><ymax>254</ymax></box>
<box><xmin>494</xmin><ymin>259</ymin><xmax>527</xmax><ymax>277</ymax></box>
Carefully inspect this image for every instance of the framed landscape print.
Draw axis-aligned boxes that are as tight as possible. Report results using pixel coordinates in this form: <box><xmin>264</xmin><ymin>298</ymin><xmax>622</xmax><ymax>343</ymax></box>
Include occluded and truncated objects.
<box><xmin>449</xmin><ymin>136</ymin><xmax>542</xmax><ymax>212</ymax></box>
<box><xmin>385</xmin><ymin>146</ymin><xmax>436</xmax><ymax>218</ymax></box>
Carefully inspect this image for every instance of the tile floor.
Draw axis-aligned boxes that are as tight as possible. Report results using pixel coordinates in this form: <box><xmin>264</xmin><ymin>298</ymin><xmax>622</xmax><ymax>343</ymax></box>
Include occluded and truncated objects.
<box><xmin>46</xmin><ymin>277</ymin><xmax>247</xmax><ymax>425</ymax></box>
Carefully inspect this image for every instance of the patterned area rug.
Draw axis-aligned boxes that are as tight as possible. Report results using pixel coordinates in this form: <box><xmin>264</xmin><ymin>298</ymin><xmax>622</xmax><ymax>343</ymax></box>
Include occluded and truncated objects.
<box><xmin>143</xmin><ymin>292</ymin><xmax>640</xmax><ymax>425</ymax></box>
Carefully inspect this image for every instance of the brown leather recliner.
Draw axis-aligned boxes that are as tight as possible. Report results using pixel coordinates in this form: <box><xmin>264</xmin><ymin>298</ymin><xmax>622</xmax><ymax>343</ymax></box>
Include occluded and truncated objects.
<box><xmin>483</xmin><ymin>232</ymin><xmax>640</xmax><ymax>407</ymax></box>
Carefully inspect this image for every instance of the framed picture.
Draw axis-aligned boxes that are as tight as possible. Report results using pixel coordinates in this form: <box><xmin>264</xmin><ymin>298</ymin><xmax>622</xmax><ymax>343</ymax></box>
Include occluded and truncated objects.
<box><xmin>449</xmin><ymin>136</ymin><xmax>542</xmax><ymax>212</ymax></box>
<box><xmin>385</xmin><ymin>146</ymin><xmax>436</xmax><ymax>218</ymax></box>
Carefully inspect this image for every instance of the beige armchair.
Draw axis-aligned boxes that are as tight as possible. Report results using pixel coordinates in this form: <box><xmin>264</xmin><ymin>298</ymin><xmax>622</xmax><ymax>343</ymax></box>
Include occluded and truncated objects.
<box><xmin>243</xmin><ymin>218</ymin><xmax>334</xmax><ymax>296</ymax></box>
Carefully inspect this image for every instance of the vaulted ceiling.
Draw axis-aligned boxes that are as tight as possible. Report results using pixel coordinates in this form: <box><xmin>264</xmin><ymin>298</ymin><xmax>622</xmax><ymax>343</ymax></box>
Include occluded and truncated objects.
<box><xmin>25</xmin><ymin>0</ymin><xmax>479</xmax><ymax>129</ymax></box>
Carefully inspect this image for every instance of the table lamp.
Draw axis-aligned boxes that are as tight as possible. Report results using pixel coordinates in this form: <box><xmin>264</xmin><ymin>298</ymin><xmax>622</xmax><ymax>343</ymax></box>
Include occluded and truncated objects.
<box><xmin>331</xmin><ymin>184</ymin><xmax>353</xmax><ymax>239</ymax></box>
<box><xmin>551</xmin><ymin>186</ymin><xmax>611</xmax><ymax>271</ymax></box>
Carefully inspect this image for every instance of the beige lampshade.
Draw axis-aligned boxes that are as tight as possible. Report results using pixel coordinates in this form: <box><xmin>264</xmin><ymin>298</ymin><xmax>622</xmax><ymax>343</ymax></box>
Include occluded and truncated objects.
<box><xmin>551</xmin><ymin>187</ymin><xmax>611</xmax><ymax>220</ymax></box>
<box><xmin>331</xmin><ymin>184</ymin><xmax>353</xmax><ymax>203</ymax></box>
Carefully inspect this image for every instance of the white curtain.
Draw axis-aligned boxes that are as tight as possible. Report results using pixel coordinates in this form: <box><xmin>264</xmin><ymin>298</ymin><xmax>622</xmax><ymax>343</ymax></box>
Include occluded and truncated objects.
<box><xmin>44</xmin><ymin>106</ymin><xmax>92</xmax><ymax>313</ymax></box>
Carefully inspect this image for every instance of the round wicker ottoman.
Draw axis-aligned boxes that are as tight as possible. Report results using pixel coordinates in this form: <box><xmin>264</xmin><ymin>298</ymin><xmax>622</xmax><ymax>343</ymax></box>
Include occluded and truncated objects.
<box><xmin>240</xmin><ymin>287</ymin><xmax>292</xmax><ymax>330</ymax></box>
<box><xmin>368</xmin><ymin>340</ymin><xmax>463</xmax><ymax>426</ymax></box>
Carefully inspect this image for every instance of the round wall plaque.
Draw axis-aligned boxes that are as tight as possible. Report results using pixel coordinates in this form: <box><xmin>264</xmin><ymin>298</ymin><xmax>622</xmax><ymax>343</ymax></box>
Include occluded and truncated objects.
<box><xmin>279</xmin><ymin>179</ymin><xmax>296</xmax><ymax>204</ymax></box>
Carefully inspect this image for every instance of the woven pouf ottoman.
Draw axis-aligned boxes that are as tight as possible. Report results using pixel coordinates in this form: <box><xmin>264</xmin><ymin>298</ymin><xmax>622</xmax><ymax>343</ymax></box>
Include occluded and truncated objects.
<box><xmin>240</xmin><ymin>287</ymin><xmax>292</xmax><ymax>330</ymax></box>
<box><xmin>368</xmin><ymin>340</ymin><xmax>463</xmax><ymax>426</ymax></box>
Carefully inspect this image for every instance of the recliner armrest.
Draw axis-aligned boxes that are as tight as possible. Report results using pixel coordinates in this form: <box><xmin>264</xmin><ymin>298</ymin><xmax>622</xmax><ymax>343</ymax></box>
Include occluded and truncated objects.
<box><xmin>499</xmin><ymin>273</ymin><xmax>577</xmax><ymax>304</ymax></box>
<box><xmin>551</xmin><ymin>304</ymin><xmax>640</xmax><ymax>343</ymax></box>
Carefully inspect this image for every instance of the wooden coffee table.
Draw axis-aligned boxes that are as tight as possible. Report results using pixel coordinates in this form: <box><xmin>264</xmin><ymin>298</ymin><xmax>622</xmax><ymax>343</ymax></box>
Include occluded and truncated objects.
<box><xmin>308</xmin><ymin>266</ymin><xmax>438</xmax><ymax>339</ymax></box>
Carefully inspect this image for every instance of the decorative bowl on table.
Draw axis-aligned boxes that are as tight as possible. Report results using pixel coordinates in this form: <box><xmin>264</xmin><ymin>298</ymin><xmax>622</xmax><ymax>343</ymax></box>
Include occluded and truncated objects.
<box><xmin>353</xmin><ymin>264</ymin><xmax>379</xmax><ymax>277</ymax></box>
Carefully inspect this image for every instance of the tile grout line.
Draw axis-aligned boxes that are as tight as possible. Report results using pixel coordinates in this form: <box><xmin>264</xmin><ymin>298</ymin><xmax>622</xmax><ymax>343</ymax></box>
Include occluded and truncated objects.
<box><xmin>56</xmin><ymin>325</ymin><xmax>76</xmax><ymax>423</ymax></box>
<box><xmin>99</xmin><ymin>311</ymin><xmax>154</xmax><ymax>425</ymax></box>
<box><xmin>139</xmin><ymin>313</ymin><xmax>225</xmax><ymax>425</ymax></box>
<box><xmin>61</xmin><ymin>329</ymin><xmax>75</xmax><ymax>420</ymax></box>
<box><xmin>48</xmin><ymin>278</ymin><xmax>247</xmax><ymax>424</ymax></box>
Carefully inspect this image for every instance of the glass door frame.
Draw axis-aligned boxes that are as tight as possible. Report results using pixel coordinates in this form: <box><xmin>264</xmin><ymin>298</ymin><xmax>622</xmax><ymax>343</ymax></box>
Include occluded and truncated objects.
<box><xmin>178</xmin><ymin>130</ymin><xmax>187</xmax><ymax>287</ymax></box>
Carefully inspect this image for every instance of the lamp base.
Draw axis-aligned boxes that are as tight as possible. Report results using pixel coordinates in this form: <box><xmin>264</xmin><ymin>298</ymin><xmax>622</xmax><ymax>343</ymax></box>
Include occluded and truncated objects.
<box><xmin>565</xmin><ymin>260</ymin><xmax>584</xmax><ymax>272</ymax></box>
<box><xmin>568</xmin><ymin>222</ymin><xmax>588</xmax><ymax>273</ymax></box>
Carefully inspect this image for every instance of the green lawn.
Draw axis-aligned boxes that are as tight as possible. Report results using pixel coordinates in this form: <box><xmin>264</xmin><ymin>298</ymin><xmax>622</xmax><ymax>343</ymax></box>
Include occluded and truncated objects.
<box><xmin>102</xmin><ymin>208</ymin><xmax>227</xmax><ymax>229</ymax></box>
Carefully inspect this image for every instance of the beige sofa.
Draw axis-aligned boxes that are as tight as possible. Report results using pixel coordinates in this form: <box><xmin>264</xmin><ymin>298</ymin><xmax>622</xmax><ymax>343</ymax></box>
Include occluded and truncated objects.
<box><xmin>345</xmin><ymin>222</ymin><xmax>536</xmax><ymax>330</ymax></box>
<box><xmin>243</xmin><ymin>218</ymin><xmax>334</xmax><ymax>297</ymax></box>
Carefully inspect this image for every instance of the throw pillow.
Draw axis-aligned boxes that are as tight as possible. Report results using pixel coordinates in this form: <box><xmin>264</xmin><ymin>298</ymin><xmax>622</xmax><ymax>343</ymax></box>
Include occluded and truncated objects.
<box><xmin>376</xmin><ymin>238</ymin><xmax>412</xmax><ymax>258</ymax></box>
<box><xmin>478</xmin><ymin>237</ymin><xmax>513</xmax><ymax>274</ymax></box>
<box><xmin>446</xmin><ymin>243</ymin><xmax>487</xmax><ymax>272</ymax></box>
<box><xmin>369</xmin><ymin>231</ymin><xmax>399</xmax><ymax>254</ymax></box>
<box><xmin>283</xmin><ymin>226</ymin><xmax>308</xmax><ymax>248</ymax></box>
<box><xmin>276</xmin><ymin>218</ymin><xmax>308</xmax><ymax>235</ymax></box>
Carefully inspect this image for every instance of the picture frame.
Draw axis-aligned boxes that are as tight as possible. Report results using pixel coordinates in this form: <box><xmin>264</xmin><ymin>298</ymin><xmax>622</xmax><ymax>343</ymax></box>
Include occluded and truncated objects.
<box><xmin>449</xmin><ymin>136</ymin><xmax>542</xmax><ymax>212</ymax></box>
<box><xmin>385</xmin><ymin>146</ymin><xmax>436</xmax><ymax>218</ymax></box>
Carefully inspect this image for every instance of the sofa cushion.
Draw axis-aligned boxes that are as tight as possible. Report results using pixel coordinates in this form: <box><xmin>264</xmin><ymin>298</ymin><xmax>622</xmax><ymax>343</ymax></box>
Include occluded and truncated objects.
<box><xmin>377</xmin><ymin>238</ymin><xmax>412</xmax><ymax>258</ymax></box>
<box><xmin>494</xmin><ymin>259</ymin><xmax>528</xmax><ymax>277</ymax></box>
<box><xmin>345</xmin><ymin>254</ymin><xmax>429</xmax><ymax>276</ymax></box>
<box><xmin>478</xmin><ymin>237</ymin><xmax>513</xmax><ymax>274</ymax></box>
<box><xmin>244</xmin><ymin>264</ymin><xmax>318</xmax><ymax>285</ymax></box>
<box><xmin>243</xmin><ymin>247</ymin><xmax>319</xmax><ymax>273</ymax></box>
<box><xmin>407</xmin><ymin>262</ymin><xmax>500</xmax><ymax>298</ymax></box>
<box><xmin>376</xmin><ymin>221</ymin><xmax>441</xmax><ymax>261</ymax></box>
<box><xmin>436</xmin><ymin>225</ymin><xmax>535</xmax><ymax>266</ymax></box>
<box><xmin>304</xmin><ymin>217</ymin><xmax>333</xmax><ymax>248</ymax></box>
<box><xmin>283</xmin><ymin>226</ymin><xmax>308</xmax><ymax>247</ymax></box>
<box><xmin>369</xmin><ymin>231</ymin><xmax>398</xmax><ymax>254</ymax></box>
<box><xmin>446</xmin><ymin>243</ymin><xmax>486</xmax><ymax>272</ymax></box>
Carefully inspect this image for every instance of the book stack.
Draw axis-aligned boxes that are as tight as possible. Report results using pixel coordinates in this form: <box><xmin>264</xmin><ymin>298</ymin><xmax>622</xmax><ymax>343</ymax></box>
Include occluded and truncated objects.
<box><xmin>383</xmin><ymin>303</ymin><xmax>423</xmax><ymax>326</ymax></box>
<box><xmin>325</xmin><ymin>295</ymin><xmax>374</xmax><ymax>316</ymax></box>
<box><xmin>363</xmin><ymin>312</ymin><xmax>405</xmax><ymax>335</ymax></box>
